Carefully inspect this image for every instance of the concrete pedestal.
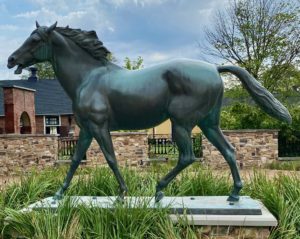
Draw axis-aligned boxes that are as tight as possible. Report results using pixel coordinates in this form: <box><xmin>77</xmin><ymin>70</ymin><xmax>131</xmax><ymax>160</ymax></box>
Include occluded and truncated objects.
<box><xmin>22</xmin><ymin>195</ymin><xmax>277</xmax><ymax>227</ymax></box>
<box><xmin>20</xmin><ymin>196</ymin><xmax>276</xmax><ymax>238</ymax></box>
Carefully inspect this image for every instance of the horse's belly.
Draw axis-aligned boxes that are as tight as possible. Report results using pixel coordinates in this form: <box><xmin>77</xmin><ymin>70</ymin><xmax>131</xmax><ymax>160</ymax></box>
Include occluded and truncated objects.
<box><xmin>110</xmin><ymin>105</ymin><xmax>168</xmax><ymax>130</ymax></box>
<box><xmin>113</xmin><ymin>116</ymin><xmax>167</xmax><ymax>130</ymax></box>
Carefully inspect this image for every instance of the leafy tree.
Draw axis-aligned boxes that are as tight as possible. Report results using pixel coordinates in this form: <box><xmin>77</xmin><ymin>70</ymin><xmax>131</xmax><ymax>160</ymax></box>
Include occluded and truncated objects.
<box><xmin>107</xmin><ymin>54</ymin><xmax>144</xmax><ymax>70</ymax></box>
<box><xmin>106</xmin><ymin>53</ymin><xmax>118</xmax><ymax>63</ymax></box>
<box><xmin>123</xmin><ymin>56</ymin><xmax>144</xmax><ymax>70</ymax></box>
<box><xmin>220</xmin><ymin>103</ymin><xmax>300</xmax><ymax>139</ymax></box>
<box><xmin>22</xmin><ymin>62</ymin><xmax>56</xmax><ymax>80</ymax></box>
<box><xmin>201</xmin><ymin>0</ymin><xmax>300</xmax><ymax>94</ymax></box>
<box><xmin>35</xmin><ymin>62</ymin><xmax>56</xmax><ymax>79</ymax></box>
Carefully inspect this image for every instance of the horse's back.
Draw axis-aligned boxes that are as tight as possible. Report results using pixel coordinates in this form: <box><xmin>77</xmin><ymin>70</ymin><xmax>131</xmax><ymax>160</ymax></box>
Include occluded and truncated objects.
<box><xmin>108</xmin><ymin>58</ymin><xmax>222</xmax><ymax>96</ymax></box>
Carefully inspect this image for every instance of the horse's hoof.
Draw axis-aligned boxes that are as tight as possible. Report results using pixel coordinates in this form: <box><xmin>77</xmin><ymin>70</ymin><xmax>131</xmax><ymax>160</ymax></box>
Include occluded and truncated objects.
<box><xmin>120</xmin><ymin>188</ymin><xmax>128</xmax><ymax>198</ymax></box>
<box><xmin>53</xmin><ymin>191</ymin><xmax>63</xmax><ymax>201</ymax></box>
<box><xmin>115</xmin><ymin>195</ymin><xmax>125</xmax><ymax>205</ymax></box>
<box><xmin>155</xmin><ymin>191</ymin><xmax>164</xmax><ymax>203</ymax></box>
<box><xmin>227</xmin><ymin>194</ymin><xmax>239</xmax><ymax>202</ymax></box>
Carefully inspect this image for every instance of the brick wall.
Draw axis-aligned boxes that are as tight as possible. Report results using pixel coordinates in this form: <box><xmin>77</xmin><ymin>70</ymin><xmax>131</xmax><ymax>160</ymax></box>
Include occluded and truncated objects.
<box><xmin>202</xmin><ymin>129</ymin><xmax>278</xmax><ymax>168</ymax></box>
<box><xmin>3</xmin><ymin>86</ymin><xmax>36</xmax><ymax>134</ymax></box>
<box><xmin>60</xmin><ymin>115</ymin><xmax>70</xmax><ymax>136</ymax></box>
<box><xmin>60</xmin><ymin>115</ymin><xmax>79</xmax><ymax>137</ymax></box>
<box><xmin>35</xmin><ymin>116</ymin><xmax>44</xmax><ymax>134</ymax></box>
<box><xmin>0</xmin><ymin>132</ymin><xmax>148</xmax><ymax>176</ymax></box>
<box><xmin>0</xmin><ymin>117</ymin><xmax>4</xmax><ymax>134</ymax></box>
<box><xmin>86</xmin><ymin>132</ymin><xmax>148</xmax><ymax>167</ymax></box>
<box><xmin>0</xmin><ymin>130</ymin><xmax>278</xmax><ymax>175</ymax></box>
<box><xmin>0</xmin><ymin>134</ymin><xmax>58</xmax><ymax>176</ymax></box>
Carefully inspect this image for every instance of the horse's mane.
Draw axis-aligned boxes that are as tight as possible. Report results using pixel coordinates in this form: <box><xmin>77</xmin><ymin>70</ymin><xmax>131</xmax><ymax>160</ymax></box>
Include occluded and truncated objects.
<box><xmin>55</xmin><ymin>27</ymin><xmax>111</xmax><ymax>61</ymax></box>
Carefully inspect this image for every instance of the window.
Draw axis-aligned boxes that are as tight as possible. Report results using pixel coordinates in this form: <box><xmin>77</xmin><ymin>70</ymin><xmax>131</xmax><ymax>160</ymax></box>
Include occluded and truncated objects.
<box><xmin>45</xmin><ymin>116</ymin><xmax>60</xmax><ymax>135</ymax></box>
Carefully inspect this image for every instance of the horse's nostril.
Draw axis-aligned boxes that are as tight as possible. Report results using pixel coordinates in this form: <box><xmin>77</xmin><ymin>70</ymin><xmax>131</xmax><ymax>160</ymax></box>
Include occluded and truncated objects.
<box><xmin>7</xmin><ymin>55</ymin><xmax>17</xmax><ymax>69</ymax></box>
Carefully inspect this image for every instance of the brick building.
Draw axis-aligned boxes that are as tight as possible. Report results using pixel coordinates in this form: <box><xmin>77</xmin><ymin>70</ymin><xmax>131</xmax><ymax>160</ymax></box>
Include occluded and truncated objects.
<box><xmin>0</xmin><ymin>68</ymin><xmax>78</xmax><ymax>136</ymax></box>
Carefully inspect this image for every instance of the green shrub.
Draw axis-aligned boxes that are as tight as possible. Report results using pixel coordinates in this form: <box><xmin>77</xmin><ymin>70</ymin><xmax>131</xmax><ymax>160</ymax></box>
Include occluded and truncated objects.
<box><xmin>0</xmin><ymin>165</ymin><xmax>299</xmax><ymax>238</ymax></box>
<box><xmin>243</xmin><ymin>171</ymin><xmax>300</xmax><ymax>238</ymax></box>
<box><xmin>265</xmin><ymin>161</ymin><xmax>300</xmax><ymax>171</ymax></box>
<box><xmin>221</xmin><ymin>103</ymin><xmax>300</xmax><ymax>133</ymax></box>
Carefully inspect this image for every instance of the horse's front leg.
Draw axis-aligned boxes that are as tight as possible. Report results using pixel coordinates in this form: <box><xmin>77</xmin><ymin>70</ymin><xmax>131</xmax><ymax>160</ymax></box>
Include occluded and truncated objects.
<box><xmin>91</xmin><ymin>123</ymin><xmax>128</xmax><ymax>201</ymax></box>
<box><xmin>53</xmin><ymin>129</ymin><xmax>92</xmax><ymax>200</ymax></box>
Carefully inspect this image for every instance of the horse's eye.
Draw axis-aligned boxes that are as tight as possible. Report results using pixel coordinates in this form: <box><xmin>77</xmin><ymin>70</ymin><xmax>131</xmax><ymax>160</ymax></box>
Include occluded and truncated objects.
<box><xmin>32</xmin><ymin>35</ymin><xmax>41</xmax><ymax>42</ymax></box>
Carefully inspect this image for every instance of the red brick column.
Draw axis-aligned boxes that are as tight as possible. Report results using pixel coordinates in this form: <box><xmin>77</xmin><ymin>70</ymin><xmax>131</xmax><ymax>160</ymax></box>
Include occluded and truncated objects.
<box><xmin>3</xmin><ymin>86</ymin><xmax>36</xmax><ymax>134</ymax></box>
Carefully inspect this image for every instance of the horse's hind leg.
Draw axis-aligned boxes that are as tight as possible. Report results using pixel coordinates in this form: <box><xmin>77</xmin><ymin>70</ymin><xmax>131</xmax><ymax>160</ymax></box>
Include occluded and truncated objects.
<box><xmin>198</xmin><ymin>119</ymin><xmax>243</xmax><ymax>202</ymax></box>
<box><xmin>155</xmin><ymin>123</ymin><xmax>195</xmax><ymax>202</ymax></box>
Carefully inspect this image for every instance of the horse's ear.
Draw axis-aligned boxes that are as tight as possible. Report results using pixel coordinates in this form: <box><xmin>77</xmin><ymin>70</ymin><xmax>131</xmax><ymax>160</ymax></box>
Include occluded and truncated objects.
<box><xmin>36</xmin><ymin>21</ymin><xmax>40</xmax><ymax>28</ymax></box>
<box><xmin>47</xmin><ymin>21</ymin><xmax>57</xmax><ymax>33</ymax></box>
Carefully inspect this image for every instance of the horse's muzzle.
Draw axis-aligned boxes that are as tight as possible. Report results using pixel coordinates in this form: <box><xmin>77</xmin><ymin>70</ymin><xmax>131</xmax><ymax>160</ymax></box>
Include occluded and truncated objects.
<box><xmin>7</xmin><ymin>55</ymin><xmax>16</xmax><ymax>69</ymax></box>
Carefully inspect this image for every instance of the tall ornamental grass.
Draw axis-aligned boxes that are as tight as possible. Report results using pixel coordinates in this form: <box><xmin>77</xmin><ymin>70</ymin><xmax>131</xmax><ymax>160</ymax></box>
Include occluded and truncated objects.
<box><xmin>0</xmin><ymin>164</ymin><xmax>299</xmax><ymax>238</ymax></box>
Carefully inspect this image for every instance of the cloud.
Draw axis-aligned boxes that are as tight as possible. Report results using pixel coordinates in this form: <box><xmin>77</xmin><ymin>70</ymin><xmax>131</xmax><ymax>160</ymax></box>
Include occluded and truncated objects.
<box><xmin>15</xmin><ymin>8</ymin><xmax>86</xmax><ymax>23</ymax></box>
<box><xmin>0</xmin><ymin>69</ymin><xmax>21</xmax><ymax>80</ymax></box>
<box><xmin>0</xmin><ymin>33</ymin><xmax>33</xmax><ymax>81</ymax></box>
<box><xmin>14</xmin><ymin>5</ymin><xmax>113</xmax><ymax>34</ymax></box>
<box><xmin>144</xmin><ymin>44</ymin><xmax>203</xmax><ymax>65</ymax></box>
<box><xmin>0</xmin><ymin>3</ymin><xmax>7</xmax><ymax>12</ymax></box>
<box><xmin>107</xmin><ymin>26</ymin><xmax>115</xmax><ymax>32</ymax></box>
<box><xmin>147</xmin><ymin>52</ymin><xmax>170</xmax><ymax>62</ymax></box>
<box><xmin>106</xmin><ymin>0</ymin><xmax>170</xmax><ymax>7</ymax></box>
<box><xmin>0</xmin><ymin>35</ymin><xmax>25</xmax><ymax>61</ymax></box>
<box><xmin>106</xmin><ymin>38</ymin><xmax>202</xmax><ymax>67</ymax></box>
<box><xmin>15</xmin><ymin>9</ymin><xmax>40</xmax><ymax>18</ymax></box>
<box><xmin>0</xmin><ymin>24</ymin><xmax>20</xmax><ymax>31</ymax></box>
<box><xmin>0</xmin><ymin>0</ymin><xmax>227</xmax><ymax>79</ymax></box>
<box><xmin>27</xmin><ymin>0</ymin><xmax>70</xmax><ymax>11</ymax></box>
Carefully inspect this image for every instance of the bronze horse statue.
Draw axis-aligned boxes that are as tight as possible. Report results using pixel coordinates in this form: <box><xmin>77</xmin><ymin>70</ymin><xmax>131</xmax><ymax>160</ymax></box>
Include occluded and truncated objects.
<box><xmin>7</xmin><ymin>22</ymin><xmax>291</xmax><ymax>202</ymax></box>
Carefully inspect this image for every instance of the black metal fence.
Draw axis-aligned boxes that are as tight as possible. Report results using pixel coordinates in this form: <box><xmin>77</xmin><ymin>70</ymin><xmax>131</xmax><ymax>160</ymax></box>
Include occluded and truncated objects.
<box><xmin>278</xmin><ymin>131</ymin><xmax>300</xmax><ymax>158</ymax></box>
<box><xmin>58</xmin><ymin>131</ymin><xmax>299</xmax><ymax>160</ymax></box>
<box><xmin>58</xmin><ymin>137</ymin><xmax>86</xmax><ymax>160</ymax></box>
<box><xmin>148</xmin><ymin>134</ymin><xmax>202</xmax><ymax>158</ymax></box>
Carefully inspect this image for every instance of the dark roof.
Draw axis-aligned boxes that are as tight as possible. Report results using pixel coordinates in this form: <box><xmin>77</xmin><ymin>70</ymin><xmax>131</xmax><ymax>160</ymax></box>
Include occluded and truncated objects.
<box><xmin>0</xmin><ymin>79</ymin><xmax>73</xmax><ymax>116</ymax></box>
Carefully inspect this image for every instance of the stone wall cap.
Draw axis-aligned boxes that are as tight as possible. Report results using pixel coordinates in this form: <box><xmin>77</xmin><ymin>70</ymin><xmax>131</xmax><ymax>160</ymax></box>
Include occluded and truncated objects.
<box><xmin>111</xmin><ymin>131</ymin><xmax>148</xmax><ymax>136</ymax></box>
<box><xmin>0</xmin><ymin>132</ymin><xmax>147</xmax><ymax>138</ymax></box>
<box><xmin>0</xmin><ymin>134</ymin><xmax>59</xmax><ymax>138</ymax></box>
<box><xmin>222</xmin><ymin>129</ymin><xmax>279</xmax><ymax>133</ymax></box>
<box><xmin>3</xmin><ymin>85</ymin><xmax>36</xmax><ymax>92</ymax></box>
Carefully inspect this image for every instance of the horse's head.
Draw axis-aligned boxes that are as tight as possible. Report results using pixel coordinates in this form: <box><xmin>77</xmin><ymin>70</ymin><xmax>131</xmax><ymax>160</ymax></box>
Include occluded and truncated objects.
<box><xmin>7</xmin><ymin>21</ymin><xmax>57</xmax><ymax>74</ymax></box>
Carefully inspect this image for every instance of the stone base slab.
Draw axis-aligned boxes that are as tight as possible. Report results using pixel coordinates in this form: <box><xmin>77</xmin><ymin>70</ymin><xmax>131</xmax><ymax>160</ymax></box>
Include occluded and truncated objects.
<box><xmin>22</xmin><ymin>196</ymin><xmax>277</xmax><ymax>227</ymax></box>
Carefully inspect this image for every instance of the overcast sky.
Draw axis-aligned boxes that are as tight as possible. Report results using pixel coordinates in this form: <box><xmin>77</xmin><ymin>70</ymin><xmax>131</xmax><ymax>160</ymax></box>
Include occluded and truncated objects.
<box><xmin>0</xmin><ymin>0</ymin><xmax>227</xmax><ymax>80</ymax></box>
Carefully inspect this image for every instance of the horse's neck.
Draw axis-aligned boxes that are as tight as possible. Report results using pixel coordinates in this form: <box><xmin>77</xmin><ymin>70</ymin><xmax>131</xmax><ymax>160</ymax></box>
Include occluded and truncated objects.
<box><xmin>50</xmin><ymin>32</ymin><xmax>106</xmax><ymax>100</ymax></box>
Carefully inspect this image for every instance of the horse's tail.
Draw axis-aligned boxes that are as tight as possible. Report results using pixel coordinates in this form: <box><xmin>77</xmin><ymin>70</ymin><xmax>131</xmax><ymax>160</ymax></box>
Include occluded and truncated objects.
<box><xmin>217</xmin><ymin>65</ymin><xmax>292</xmax><ymax>124</ymax></box>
